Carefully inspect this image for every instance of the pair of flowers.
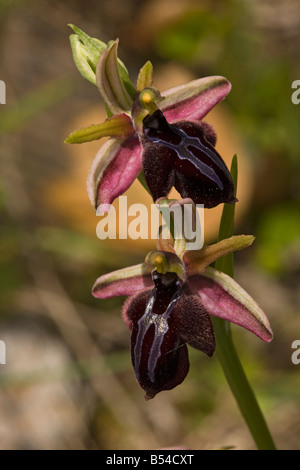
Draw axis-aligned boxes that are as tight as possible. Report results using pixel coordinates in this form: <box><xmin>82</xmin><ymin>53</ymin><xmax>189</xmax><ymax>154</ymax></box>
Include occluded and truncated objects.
<box><xmin>67</xmin><ymin>26</ymin><xmax>273</xmax><ymax>399</ymax></box>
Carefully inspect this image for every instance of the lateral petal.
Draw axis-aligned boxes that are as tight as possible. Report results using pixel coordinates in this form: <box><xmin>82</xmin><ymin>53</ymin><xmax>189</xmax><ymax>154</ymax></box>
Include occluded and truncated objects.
<box><xmin>189</xmin><ymin>268</ymin><xmax>273</xmax><ymax>342</ymax></box>
<box><xmin>92</xmin><ymin>263</ymin><xmax>153</xmax><ymax>299</ymax></box>
<box><xmin>87</xmin><ymin>135</ymin><xmax>142</xmax><ymax>211</ymax></box>
<box><xmin>161</xmin><ymin>76</ymin><xmax>231</xmax><ymax>123</ymax></box>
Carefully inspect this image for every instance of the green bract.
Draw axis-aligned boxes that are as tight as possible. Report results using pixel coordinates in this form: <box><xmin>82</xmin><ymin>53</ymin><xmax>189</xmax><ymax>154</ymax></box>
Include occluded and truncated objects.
<box><xmin>68</xmin><ymin>24</ymin><xmax>136</xmax><ymax>100</ymax></box>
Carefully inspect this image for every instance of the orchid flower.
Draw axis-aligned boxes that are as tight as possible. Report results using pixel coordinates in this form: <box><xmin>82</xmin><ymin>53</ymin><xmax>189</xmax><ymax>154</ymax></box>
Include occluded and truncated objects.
<box><xmin>92</xmin><ymin>226</ymin><xmax>272</xmax><ymax>400</ymax></box>
<box><xmin>66</xmin><ymin>26</ymin><xmax>236</xmax><ymax>212</ymax></box>
<box><xmin>66</xmin><ymin>29</ymin><xmax>276</xmax><ymax>447</ymax></box>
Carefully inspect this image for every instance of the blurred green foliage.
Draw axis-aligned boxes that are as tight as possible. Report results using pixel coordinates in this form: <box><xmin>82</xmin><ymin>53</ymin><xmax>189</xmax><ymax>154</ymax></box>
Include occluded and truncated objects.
<box><xmin>0</xmin><ymin>225</ymin><xmax>25</xmax><ymax>311</ymax></box>
<box><xmin>255</xmin><ymin>203</ymin><xmax>300</xmax><ymax>275</ymax></box>
<box><xmin>0</xmin><ymin>77</ymin><xmax>73</xmax><ymax>135</ymax></box>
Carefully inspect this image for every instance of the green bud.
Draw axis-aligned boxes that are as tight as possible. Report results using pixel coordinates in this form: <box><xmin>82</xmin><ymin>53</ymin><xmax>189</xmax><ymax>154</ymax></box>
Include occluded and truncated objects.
<box><xmin>68</xmin><ymin>24</ymin><xmax>107</xmax><ymax>85</ymax></box>
<box><xmin>68</xmin><ymin>24</ymin><xmax>137</xmax><ymax>101</ymax></box>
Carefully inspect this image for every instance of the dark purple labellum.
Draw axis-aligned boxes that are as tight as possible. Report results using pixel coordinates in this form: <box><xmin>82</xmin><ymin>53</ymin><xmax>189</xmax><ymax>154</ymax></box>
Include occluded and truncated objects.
<box><xmin>122</xmin><ymin>269</ymin><xmax>217</xmax><ymax>398</ymax></box>
<box><xmin>129</xmin><ymin>271</ymin><xmax>189</xmax><ymax>399</ymax></box>
<box><xmin>142</xmin><ymin>110</ymin><xmax>237</xmax><ymax>208</ymax></box>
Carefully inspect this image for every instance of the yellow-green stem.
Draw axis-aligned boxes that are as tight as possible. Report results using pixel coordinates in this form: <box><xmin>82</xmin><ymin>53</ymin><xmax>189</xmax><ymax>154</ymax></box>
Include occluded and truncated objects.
<box><xmin>139</xmin><ymin>156</ymin><xmax>276</xmax><ymax>449</ymax></box>
<box><xmin>213</xmin><ymin>155</ymin><xmax>276</xmax><ymax>450</ymax></box>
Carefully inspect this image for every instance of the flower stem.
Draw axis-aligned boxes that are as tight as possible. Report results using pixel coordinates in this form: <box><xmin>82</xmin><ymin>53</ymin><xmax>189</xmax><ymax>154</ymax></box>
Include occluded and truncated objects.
<box><xmin>138</xmin><ymin>157</ymin><xmax>276</xmax><ymax>449</ymax></box>
<box><xmin>213</xmin><ymin>155</ymin><xmax>276</xmax><ymax>450</ymax></box>
<box><xmin>212</xmin><ymin>317</ymin><xmax>276</xmax><ymax>449</ymax></box>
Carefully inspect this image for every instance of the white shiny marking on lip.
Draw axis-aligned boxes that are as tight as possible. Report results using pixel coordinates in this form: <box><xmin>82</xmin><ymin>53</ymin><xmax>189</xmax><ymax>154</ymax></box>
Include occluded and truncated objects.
<box><xmin>144</xmin><ymin>115</ymin><xmax>225</xmax><ymax>190</ymax></box>
<box><xmin>133</xmin><ymin>278</ymin><xmax>182</xmax><ymax>383</ymax></box>
<box><xmin>154</xmin><ymin>314</ymin><xmax>169</xmax><ymax>335</ymax></box>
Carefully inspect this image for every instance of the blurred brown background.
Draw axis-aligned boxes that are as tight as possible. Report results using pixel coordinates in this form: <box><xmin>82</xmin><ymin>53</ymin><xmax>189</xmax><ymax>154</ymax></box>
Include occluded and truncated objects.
<box><xmin>0</xmin><ymin>0</ymin><xmax>300</xmax><ymax>450</ymax></box>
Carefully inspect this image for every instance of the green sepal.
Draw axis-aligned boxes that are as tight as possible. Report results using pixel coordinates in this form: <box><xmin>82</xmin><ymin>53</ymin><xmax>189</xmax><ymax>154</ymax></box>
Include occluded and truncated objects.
<box><xmin>68</xmin><ymin>24</ymin><xmax>107</xmax><ymax>85</ymax></box>
<box><xmin>68</xmin><ymin>25</ymin><xmax>136</xmax><ymax>100</ymax></box>
<box><xmin>184</xmin><ymin>235</ymin><xmax>255</xmax><ymax>274</ymax></box>
<box><xmin>65</xmin><ymin>113</ymin><xmax>134</xmax><ymax>144</ymax></box>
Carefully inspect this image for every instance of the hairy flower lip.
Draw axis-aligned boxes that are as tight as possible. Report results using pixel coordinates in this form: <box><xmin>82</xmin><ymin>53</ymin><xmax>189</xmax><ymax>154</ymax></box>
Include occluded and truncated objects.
<box><xmin>123</xmin><ymin>270</ymin><xmax>215</xmax><ymax>399</ymax></box>
<box><xmin>140</xmin><ymin>111</ymin><xmax>236</xmax><ymax>208</ymax></box>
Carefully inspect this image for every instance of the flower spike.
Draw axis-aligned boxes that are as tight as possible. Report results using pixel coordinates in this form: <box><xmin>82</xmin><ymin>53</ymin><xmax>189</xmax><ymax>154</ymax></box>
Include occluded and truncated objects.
<box><xmin>67</xmin><ymin>30</ymin><xmax>274</xmax><ymax>440</ymax></box>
